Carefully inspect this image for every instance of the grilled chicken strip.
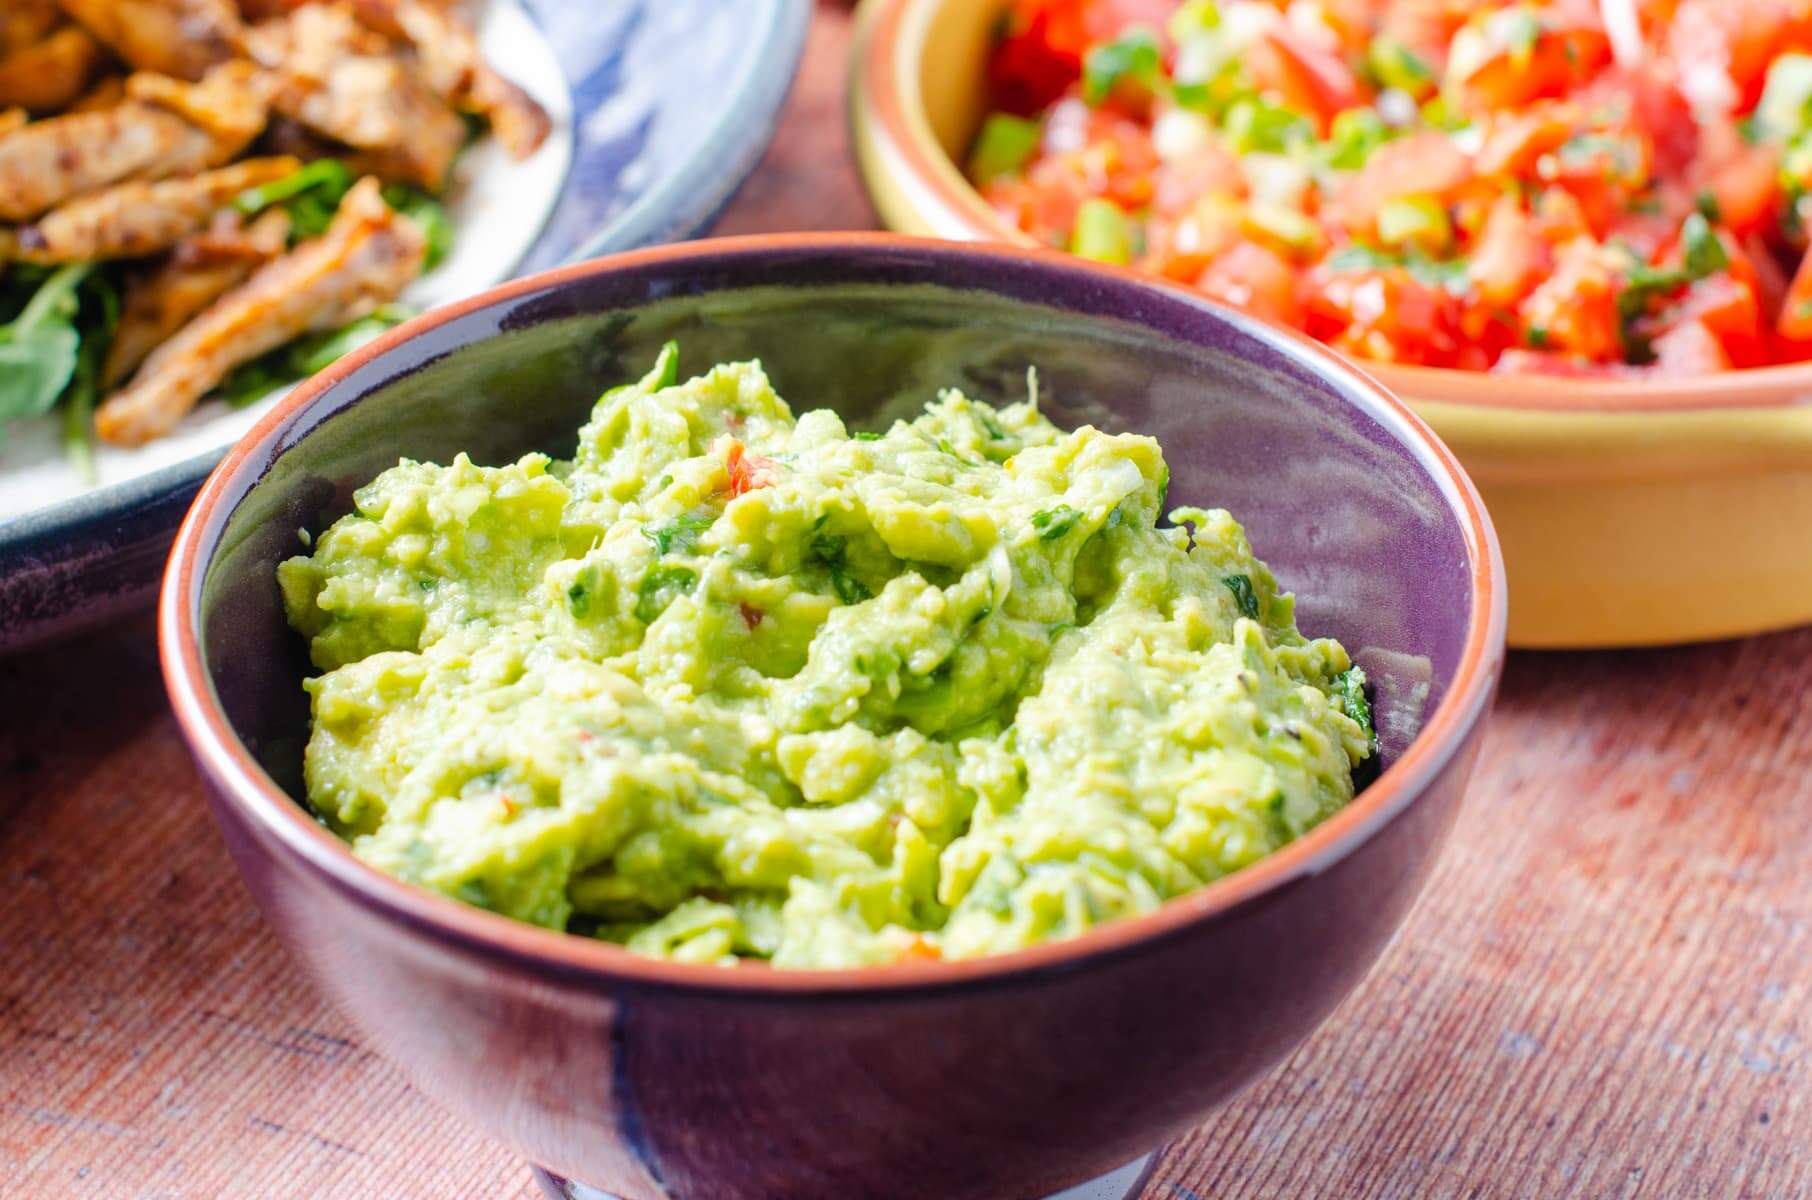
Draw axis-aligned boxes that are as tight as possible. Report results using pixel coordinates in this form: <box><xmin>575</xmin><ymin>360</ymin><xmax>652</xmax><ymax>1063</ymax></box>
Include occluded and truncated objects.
<box><xmin>0</xmin><ymin>61</ymin><xmax>271</xmax><ymax>220</ymax></box>
<box><xmin>103</xmin><ymin>207</ymin><xmax>289</xmax><ymax>385</ymax></box>
<box><xmin>57</xmin><ymin>0</ymin><xmax>242</xmax><ymax>80</ymax></box>
<box><xmin>244</xmin><ymin>4</ymin><xmax>465</xmax><ymax>188</ymax></box>
<box><xmin>349</xmin><ymin>0</ymin><xmax>548</xmax><ymax>158</ymax></box>
<box><xmin>7</xmin><ymin>155</ymin><xmax>297</xmax><ymax>262</ymax></box>
<box><xmin>0</xmin><ymin>1</ymin><xmax>61</xmax><ymax>55</ymax></box>
<box><xmin>0</xmin><ymin>24</ymin><xmax>103</xmax><ymax>112</ymax></box>
<box><xmin>97</xmin><ymin>177</ymin><xmax>425</xmax><ymax>445</ymax></box>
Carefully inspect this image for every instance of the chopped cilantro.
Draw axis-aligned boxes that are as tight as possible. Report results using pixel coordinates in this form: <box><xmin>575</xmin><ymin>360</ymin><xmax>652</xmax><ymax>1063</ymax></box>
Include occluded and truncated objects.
<box><xmin>643</xmin><ymin>512</ymin><xmax>714</xmax><ymax>556</ymax></box>
<box><xmin>830</xmin><ymin>568</ymin><xmax>872</xmax><ymax>605</ymax></box>
<box><xmin>1222</xmin><ymin>573</ymin><xmax>1260</xmax><ymax>620</ymax></box>
<box><xmin>1331</xmin><ymin>667</ymin><xmax>1375</xmax><ymax>742</ymax></box>
<box><xmin>1030</xmin><ymin>505</ymin><xmax>1082</xmax><ymax>541</ymax></box>
<box><xmin>1082</xmin><ymin>28</ymin><xmax>1163</xmax><ymax>107</ymax></box>
<box><xmin>1325</xmin><ymin>244</ymin><xmax>1470</xmax><ymax>293</ymax></box>
<box><xmin>1681</xmin><ymin>212</ymin><xmax>1729</xmax><ymax>277</ymax></box>
<box><xmin>853</xmin><ymin>431</ymin><xmax>884</xmax><ymax>441</ymax></box>
<box><xmin>809</xmin><ymin>533</ymin><xmax>872</xmax><ymax>604</ymax></box>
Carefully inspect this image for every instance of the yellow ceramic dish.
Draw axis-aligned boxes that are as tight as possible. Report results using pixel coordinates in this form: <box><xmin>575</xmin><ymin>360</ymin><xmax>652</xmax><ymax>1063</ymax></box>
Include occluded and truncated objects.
<box><xmin>848</xmin><ymin>0</ymin><xmax>1812</xmax><ymax>648</ymax></box>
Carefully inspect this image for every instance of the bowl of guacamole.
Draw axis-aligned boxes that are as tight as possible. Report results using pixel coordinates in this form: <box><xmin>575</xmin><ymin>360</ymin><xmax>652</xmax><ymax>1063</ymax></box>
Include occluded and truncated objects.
<box><xmin>162</xmin><ymin>235</ymin><xmax>1504</xmax><ymax>1200</ymax></box>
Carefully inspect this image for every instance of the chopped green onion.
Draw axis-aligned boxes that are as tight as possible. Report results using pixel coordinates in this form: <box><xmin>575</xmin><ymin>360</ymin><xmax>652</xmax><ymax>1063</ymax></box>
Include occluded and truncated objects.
<box><xmin>1070</xmin><ymin>199</ymin><xmax>1133</xmax><ymax>265</ymax></box>
<box><xmin>968</xmin><ymin>113</ymin><xmax>1043</xmax><ymax>183</ymax></box>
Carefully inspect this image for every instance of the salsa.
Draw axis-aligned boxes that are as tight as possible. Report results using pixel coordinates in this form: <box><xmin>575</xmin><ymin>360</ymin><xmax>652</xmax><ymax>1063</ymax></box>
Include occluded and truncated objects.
<box><xmin>279</xmin><ymin>349</ymin><xmax>1375</xmax><ymax>968</ymax></box>
<box><xmin>973</xmin><ymin>0</ymin><xmax>1812</xmax><ymax>376</ymax></box>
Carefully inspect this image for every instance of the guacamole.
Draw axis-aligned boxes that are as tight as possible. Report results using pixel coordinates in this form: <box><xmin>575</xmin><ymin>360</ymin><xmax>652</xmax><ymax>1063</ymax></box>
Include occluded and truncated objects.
<box><xmin>279</xmin><ymin>346</ymin><xmax>1374</xmax><ymax>968</ymax></box>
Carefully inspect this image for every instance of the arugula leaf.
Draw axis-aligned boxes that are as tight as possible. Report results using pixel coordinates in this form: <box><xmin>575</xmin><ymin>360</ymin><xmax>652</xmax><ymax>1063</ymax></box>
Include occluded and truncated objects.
<box><xmin>0</xmin><ymin>264</ymin><xmax>92</xmax><ymax>432</ymax></box>
<box><xmin>235</xmin><ymin>159</ymin><xmax>357</xmax><ymax>240</ymax></box>
<box><xmin>1222</xmin><ymin>573</ymin><xmax>1260</xmax><ymax>620</ymax></box>
<box><xmin>218</xmin><ymin>305</ymin><xmax>414</xmax><ymax>408</ymax></box>
<box><xmin>234</xmin><ymin>159</ymin><xmax>356</xmax><ymax>217</ymax></box>
<box><xmin>634</xmin><ymin>564</ymin><xmax>697</xmax><ymax>624</ymax></box>
<box><xmin>381</xmin><ymin>183</ymin><xmax>454</xmax><ymax>270</ymax></box>
<box><xmin>57</xmin><ymin>270</ymin><xmax>119</xmax><ymax>480</ymax></box>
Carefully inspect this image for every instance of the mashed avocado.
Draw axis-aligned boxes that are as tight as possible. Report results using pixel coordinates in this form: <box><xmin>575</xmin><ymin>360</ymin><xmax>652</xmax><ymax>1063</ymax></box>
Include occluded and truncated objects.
<box><xmin>279</xmin><ymin>346</ymin><xmax>1374</xmax><ymax>968</ymax></box>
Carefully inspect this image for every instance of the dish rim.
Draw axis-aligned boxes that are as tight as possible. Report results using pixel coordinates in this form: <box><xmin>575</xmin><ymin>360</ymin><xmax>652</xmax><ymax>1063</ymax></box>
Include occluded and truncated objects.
<box><xmin>850</xmin><ymin>0</ymin><xmax>1812</xmax><ymax>416</ymax></box>
<box><xmin>159</xmin><ymin>231</ymin><xmax>1507</xmax><ymax>998</ymax></box>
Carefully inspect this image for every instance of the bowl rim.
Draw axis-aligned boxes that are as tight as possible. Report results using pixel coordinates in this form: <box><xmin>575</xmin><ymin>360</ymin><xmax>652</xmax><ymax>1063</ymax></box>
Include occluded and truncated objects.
<box><xmin>159</xmin><ymin>231</ymin><xmax>1506</xmax><ymax>997</ymax></box>
<box><xmin>850</xmin><ymin>0</ymin><xmax>1812</xmax><ymax>416</ymax></box>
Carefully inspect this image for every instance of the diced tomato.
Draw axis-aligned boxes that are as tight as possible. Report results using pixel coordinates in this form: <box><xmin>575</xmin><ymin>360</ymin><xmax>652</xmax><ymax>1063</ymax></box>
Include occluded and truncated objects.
<box><xmin>1141</xmin><ymin>195</ymin><xmax>1241</xmax><ymax>281</ymax></box>
<box><xmin>1518</xmin><ymin>239</ymin><xmax>1625</xmax><ymax>361</ymax></box>
<box><xmin>722</xmin><ymin>440</ymin><xmax>779</xmax><ymax>498</ymax></box>
<box><xmin>1704</xmin><ymin>141</ymin><xmax>1784</xmax><ymax>238</ymax></box>
<box><xmin>1290</xmin><ymin>0</ymin><xmax>1377</xmax><ymax>53</ymax></box>
<box><xmin>1446</xmin><ymin>12</ymin><xmax>1612</xmax><ymax>113</ymax></box>
<box><xmin>1079</xmin><ymin>119</ymin><xmax>1161</xmax><ymax>210</ymax></box>
<box><xmin>1475</xmin><ymin>104</ymin><xmax>1577</xmax><ymax>178</ymax></box>
<box><xmin>1333</xmin><ymin>132</ymin><xmax>1473</xmax><ymax>235</ymax></box>
<box><xmin>1777</xmin><ymin>244</ymin><xmax>1812</xmax><ymax>339</ymax></box>
<box><xmin>1651</xmin><ymin>319</ymin><xmax>1735</xmax><ymax>373</ymax></box>
<box><xmin>987</xmin><ymin>156</ymin><xmax>1092</xmax><ymax>244</ymax></box>
<box><xmin>1741</xmin><ymin>234</ymin><xmax>1791</xmax><ymax>322</ymax></box>
<box><xmin>1303</xmin><ymin>265</ymin><xmax>1462</xmax><ymax>366</ymax></box>
<box><xmin>1149</xmin><ymin>139</ymin><xmax>1243</xmax><ymax>217</ymax></box>
<box><xmin>989</xmin><ymin>3</ymin><xmax>1089</xmax><ymax>116</ymax></box>
<box><xmin>1670</xmin><ymin>0</ymin><xmax>1812</xmax><ymax>114</ymax></box>
<box><xmin>1579</xmin><ymin>66</ymin><xmax>1699</xmax><ymax>178</ymax></box>
<box><xmin>1669</xmin><ymin>275</ymin><xmax>1767</xmax><ymax>365</ymax></box>
<box><xmin>1529</xmin><ymin>186</ymin><xmax>1592</xmax><ymax>245</ymax></box>
<box><xmin>1470</xmin><ymin>196</ymin><xmax>1551</xmax><ymax>308</ymax></box>
<box><xmin>738</xmin><ymin>602</ymin><xmax>764</xmax><ymax>630</ymax></box>
<box><xmin>1247</xmin><ymin>27</ymin><xmax>1365</xmax><ymax>134</ymax></box>
<box><xmin>1198</xmin><ymin>240</ymin><xmax>1306</xmax><ymax>327</ymax></box>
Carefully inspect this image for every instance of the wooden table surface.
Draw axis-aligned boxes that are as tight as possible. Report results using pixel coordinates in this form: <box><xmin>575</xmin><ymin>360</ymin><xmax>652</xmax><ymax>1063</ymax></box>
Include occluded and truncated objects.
<box><xmin>4</xmin><ymin>5</ymin><xmax>1808</xmax><ymax>1198</ymax></box>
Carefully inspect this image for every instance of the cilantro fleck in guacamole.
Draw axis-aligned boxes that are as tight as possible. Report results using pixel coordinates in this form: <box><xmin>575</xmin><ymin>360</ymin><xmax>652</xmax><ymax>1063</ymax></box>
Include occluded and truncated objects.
<box><xmin>278</xmin><ymin>346</ymin><xmax>1375</xmax><ymax>968</ymax></box>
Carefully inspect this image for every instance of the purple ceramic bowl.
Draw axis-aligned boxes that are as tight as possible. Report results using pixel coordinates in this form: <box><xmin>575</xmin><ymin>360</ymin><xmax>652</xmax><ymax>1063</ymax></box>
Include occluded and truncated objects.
<box><xmin>160</xmin><ymin>234</ymin><xmax>1506</xmax><ymax>1200</ymax></box>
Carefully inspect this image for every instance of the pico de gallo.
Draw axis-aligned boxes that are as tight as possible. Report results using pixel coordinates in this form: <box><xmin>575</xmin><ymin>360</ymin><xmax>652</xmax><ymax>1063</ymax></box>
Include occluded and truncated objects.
<box><xmin>973</xmin><ymin>0</ymin><xmax>1812</xmax><ymax>375</ymax></box>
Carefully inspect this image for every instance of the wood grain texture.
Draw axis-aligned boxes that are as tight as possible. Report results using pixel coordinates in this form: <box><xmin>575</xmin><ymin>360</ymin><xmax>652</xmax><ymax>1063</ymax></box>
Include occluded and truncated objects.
<box><xmin>2</xmin><ymin>4</ymin><xmax>1806</xmax><ymax>1197</ymax></box>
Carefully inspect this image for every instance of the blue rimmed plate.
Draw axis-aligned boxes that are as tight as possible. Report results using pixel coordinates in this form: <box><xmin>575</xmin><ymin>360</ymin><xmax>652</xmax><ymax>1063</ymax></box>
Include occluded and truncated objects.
<box><xmin>0</xmin><ymin>0</ymin><xmax>810</xmax><ymax>652</ymax></box>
